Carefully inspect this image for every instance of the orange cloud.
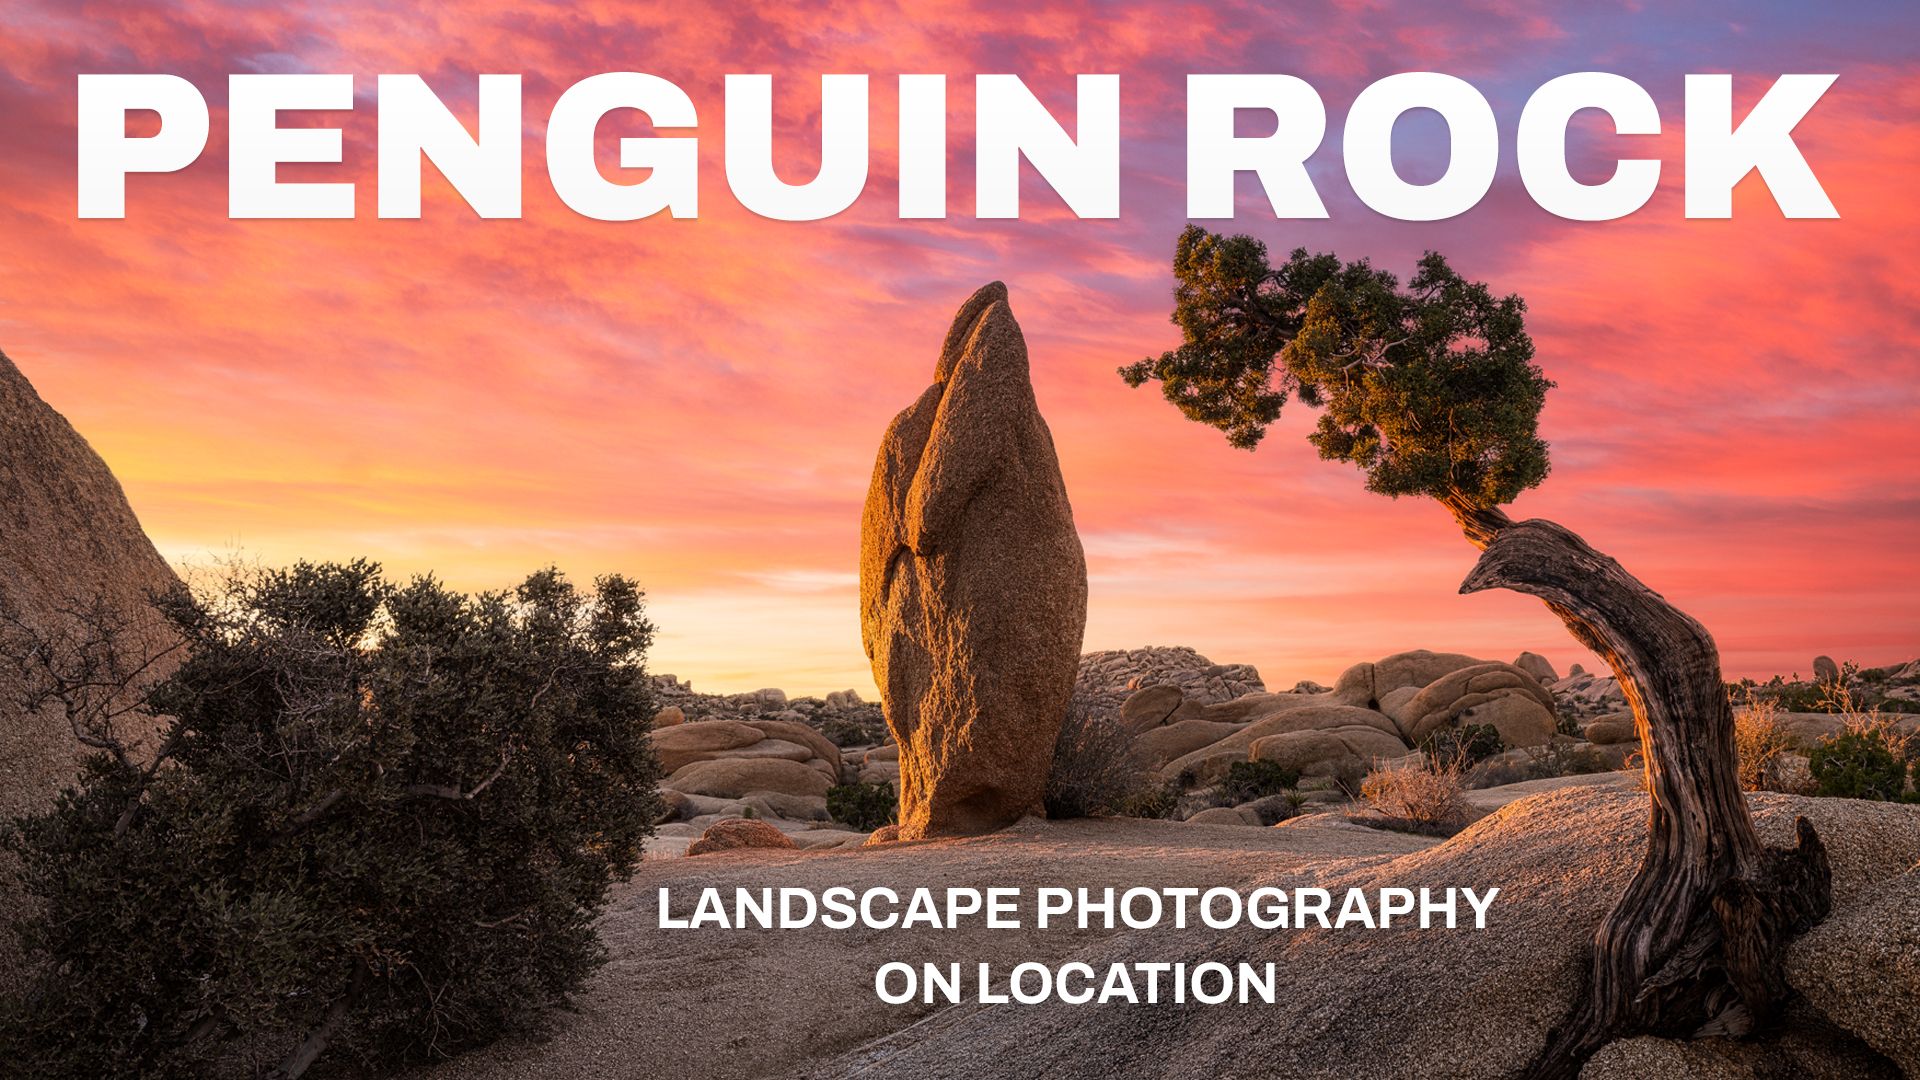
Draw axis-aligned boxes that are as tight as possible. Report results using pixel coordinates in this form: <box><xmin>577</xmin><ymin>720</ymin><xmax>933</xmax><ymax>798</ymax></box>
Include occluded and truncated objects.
<box><xmin>1</xmin><ymin>1</ymin><xmax>1914</xmax><ymax>692</ymax></box>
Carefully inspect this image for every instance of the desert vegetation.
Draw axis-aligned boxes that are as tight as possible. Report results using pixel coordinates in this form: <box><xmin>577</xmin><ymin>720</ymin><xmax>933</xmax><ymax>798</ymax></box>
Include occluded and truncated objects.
<box><xmin>827</xmin><ymin>779</ymin><xmax>898</xmax><ymax>831</ymax></box>
<box><xmin>1044</xmin><ymin>694</ymin><xmax>1175</xmax><ymax>820</ymax></box>
<box><xmin>0</xmin><ymin>561</ymin><xmax>662</xmax><ymax>1079</ymax></box>
<box><xmin>1358</xmin><ymin>757</ymin><xmax>1473</xmax><ymax>835</ymax></box>
<box><xmin>1122</xmin><ymin>226</ymin><xmax>1833</xmax><ymax>1075</ymax></box>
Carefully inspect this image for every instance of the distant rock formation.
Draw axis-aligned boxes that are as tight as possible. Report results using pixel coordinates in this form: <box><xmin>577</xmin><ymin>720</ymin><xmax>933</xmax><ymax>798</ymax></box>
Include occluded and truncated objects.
<box><xmin>0</xmin><ymin>349</ymin><xmax>179</xmax><ymax>821</ymax></box>
<box><xmin>1076</xmin><ymin>646</ymin><xmax>1266</xmax><ymax>705</ymax></box>
<box><xmin>859</xmin><ymin>282</ymin><xmax>1087</xmax><ymax>839</ymax></box>
<box><xmin>1124</xmin><ymin>649</ymin><xmax>1561</xmax><ymax>784</ymax></box>
<box><xmin>1513</xmin><ymin>650</ymin><xmax>1558</xmax><ymax>684</ymax></box>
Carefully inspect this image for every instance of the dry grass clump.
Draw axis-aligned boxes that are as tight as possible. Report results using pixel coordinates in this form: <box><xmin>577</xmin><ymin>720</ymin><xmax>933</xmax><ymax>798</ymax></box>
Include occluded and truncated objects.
<box><xmin>1734</xmin><ymin>698</ymin><xmax>1797</xmax><ymax>792</ymax></box>
<box><xmin>1358</xmin><ymin>758</ymin><xmax>1473</xmax><ymax>835</ymax></box>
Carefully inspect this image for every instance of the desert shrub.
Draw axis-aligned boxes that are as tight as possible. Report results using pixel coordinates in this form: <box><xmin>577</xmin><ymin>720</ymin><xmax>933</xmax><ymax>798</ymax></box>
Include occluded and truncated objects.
<box><xmin>0</xmin><ymin>561</ymin><xmax>661</xmax><ymax>1080</ymax></box>
<box><xmin>827</xmin><ymin>781</ymin><xmax>897</xmax><ymax>831</ymax></box>
<box><xmin>1218</xmin><ymin>759</ymin><xmax>1301</xmax><ymax>804</ymax></box>
<box><xmin>1045</xmin><ymin>694</ymin><xmax>1156</xmax><ymax>818</ymax></box>
<box><xmin>1543</xmin><ymin>742</ymin><xmax>1615</xmax><ymax>777</ymax></box>
<box><xmin>1115</xmin><ymin>779</ymin><xmax>1182</xmax><ymax>820</ymax></box>
<box><xmin>1238</xmin><ymin>789</ymin><xmax>1312</xmax><ymax>826</ymax></box>
<box><xmin>1358</xmin><ymin>759</ymin><xmax>1473</xmax><ymax>835</ymax></box>
<box><xmin>1419</xmin><ymin>722</ymin><xmax>1505</xmax><ymax>768</ymax></box>
<box><xmin>1733</xmin><ymin>699</ymin><xmax>1796</xmax><ymax>792</ymax></box>
<box><xmin>1554</xmin><ymin>703</ymin><xmax>1583</xmax><ymax>739</ymax></box>
<box><xmin>1809</xmin><ymin>728</ymin><xmax>1908</xmax><ymax>801</ymax></box>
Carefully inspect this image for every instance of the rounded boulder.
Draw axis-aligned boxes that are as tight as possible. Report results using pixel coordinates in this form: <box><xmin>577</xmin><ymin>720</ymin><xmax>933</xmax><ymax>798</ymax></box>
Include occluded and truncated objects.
<box><xmin>685</xmin><ymin>818</ymin><xmax>798</xmax><ymax>856</ymax></box>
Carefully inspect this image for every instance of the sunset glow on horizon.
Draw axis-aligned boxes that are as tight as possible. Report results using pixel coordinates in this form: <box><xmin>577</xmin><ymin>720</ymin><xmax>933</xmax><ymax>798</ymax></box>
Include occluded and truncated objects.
<box><xmin>3</xmin><ymin>0</ymin><xmax>1916</xmax><ymax>694</ymax></box>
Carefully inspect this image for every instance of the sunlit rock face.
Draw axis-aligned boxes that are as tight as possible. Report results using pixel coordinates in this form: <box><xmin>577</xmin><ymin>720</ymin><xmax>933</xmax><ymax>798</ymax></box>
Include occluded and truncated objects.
<box><xmin>0</xmin><ymin>349</ymin><xmax>181</xmax><ymax>983</ymax></box>
<box><xmin>0</xmin><ymin>351</ymin><xmax>180</xmax><ymax>822</ymax></box>
<box><xmin>859</xmin><ymin>282</ymin><xmax>1087</xmax><ymax>839</ymax></box>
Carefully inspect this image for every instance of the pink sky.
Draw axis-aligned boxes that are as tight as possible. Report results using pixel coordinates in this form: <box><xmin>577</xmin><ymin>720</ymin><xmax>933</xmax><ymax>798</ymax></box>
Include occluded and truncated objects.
<box><xmin>2</xmin><ymin>1</ymin><xmax>1916</xmax><ymax>693</ymax></box>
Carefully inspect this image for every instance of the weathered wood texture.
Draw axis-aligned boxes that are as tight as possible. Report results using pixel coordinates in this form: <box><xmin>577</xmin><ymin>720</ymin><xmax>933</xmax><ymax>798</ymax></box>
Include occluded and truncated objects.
<box><xmin>1440</xmin><ymin>492</ymin><xmax>1832</xmax><ymax>1078</ymax></box>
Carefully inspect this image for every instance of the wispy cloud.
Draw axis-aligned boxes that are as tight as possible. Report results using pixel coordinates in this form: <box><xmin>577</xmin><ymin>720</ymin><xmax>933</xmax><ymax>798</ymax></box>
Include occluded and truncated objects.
<box><xmin>1</xmin><ymin>0</ymin><xmax>1914</xmax><ymax>692</ymax></box>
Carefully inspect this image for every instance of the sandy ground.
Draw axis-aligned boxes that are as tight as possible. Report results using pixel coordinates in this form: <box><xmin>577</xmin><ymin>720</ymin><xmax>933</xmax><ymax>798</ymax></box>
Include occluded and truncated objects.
<box><xmin>415</xmin><ymin>816</ymin><xmax>1435</xmax><ymax>1080</ymax></box>
<box><xmin>416</xmin><ymin>774</ymin><xmax>1917</xmax><ymax>1080</ymax></box>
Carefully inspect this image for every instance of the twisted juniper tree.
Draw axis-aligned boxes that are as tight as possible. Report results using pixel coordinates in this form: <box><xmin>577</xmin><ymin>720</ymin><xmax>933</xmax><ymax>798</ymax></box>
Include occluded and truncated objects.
<box><xmin>1122</xmin><ymin>225</ymin><xmax>1830</xmax><ymax>1077</ymax></box>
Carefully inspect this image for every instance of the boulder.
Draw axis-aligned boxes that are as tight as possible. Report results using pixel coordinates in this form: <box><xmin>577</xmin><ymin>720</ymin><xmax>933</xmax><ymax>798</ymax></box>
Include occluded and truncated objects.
<box><xmin>1160</xmin><ymin>704</ymin><xmax>1404</xmax><ymax>785</ymax></box>
<box><xmin>1329</xmin><ymin>650</ymin><xmax>1488</xmax><ymax>709</ymax></box>
<box><xmin>858</xmin><ymin>283</ymin><xmax>1088</xmax><ymax>839</ymax></box>
<box><xmin>1583</xmin><ymin>713</ymin><xmax>1638</xmax><ymax>746</ymax></box>
<box><xmin>1119</xmin><ymin>683</ymin><xmax>1186</xmax><ymax>733</ymax></box>
<box><xmin>1812</xmin><ymin>655</ymin><xmax>1841</xmax><ymax>684</ymax></box>
<box><xmin>1377</xmin><ymin>685</ymin><xmax>1422</xmax><ymax>726</ymax></box>
<box><xmin>1591</xmin><ymin>741</ymin><xmax>1641</xmax><ymax>771</ymax></box>
<box><xmin>743</xmin><ymin>688</ymin><xmax>789</xmax><ymax>710</ymax></box>
<box><xmin>653</xmin><ymin>705</ymin><xmax>686</xmax><ymax>728</ymax></box>
<box><xmin>1398</xmin><ymin>662</ymin><xmax>1559</xmax><ymax>748</ymax></box>
<box><xmin>1786</xmin><ymin>868</ymin><xmax>1920</xmax><ymax>1075</ymax></box>
<box><xmin>1765</xmin><ymin>752</ymin><xmax>1816</xmax><ymax>795</ymax></box>
<box><xmin>665</xmin><ymin>758</ymin><xmax>834</xmax><ymax>800</ymax></box>
<box><xmin>1582</xmin><ymin>1026</ymin><xmax>1904</xmax><ymax>1079</ymax></box>
<box><xmin>1250</xmin><ymin>725</ymin><xmax>1411</xmax><ymax>779</ymax></box>
<box><xmin>806</xmin><ymin>792</ymin><xmax>1920</xmax><ymax>1080</ymax></box>
<box><xmin>1198</xmin><ymin>691</ymin><xmax>1326</xmax><ymax>725</ymax></box>
<box><xmin>1513</xmin><ymin>651</ymin><xmax>1558</xmax><ymax>685</ymax></box>
<box><xmin>685</xmin><ymin>818</ymin><xmax>797</xmax><ymax>856</ymax></box>
<box><xmin>824</xmin><ymin>689</ymin><xmax>864</xmax><ymax>710</ymax></box>
<box><xmin>789</xmin><ymin>829</ymin><xmax>869</xmax><ymax>851</ymax></box>
<box><xmin>746</xmin><ymin>719</ymin><xmax>843</xmax><ymax>775</ymax></box>
<box><xmin>650</xmin><ymin>719</ymin><xmax>768</xmax><ymax>773</ymax></box>
<box><xmin>863</xmin><ymin>824</ymin><xmax>902</xmax><ymax>846</ymax></box>
<box><xmin>655</xmin><ymin>788</ymin><xmax>694</xmax><ymax>824</ymax></box>
<box><xmin>734</xmin><ymin>793</ymin><xmax>832</xmax><ymax>822</ymax></box>
<box><xmin>1134</xmin><ymin>720</ymin><xmax>1244</xmax><ymax>771</ymax></box>
<box><xmin>1776</xmin><ymin>712</ymin><xmax>1846</xmax><ymax>750</ymax></box>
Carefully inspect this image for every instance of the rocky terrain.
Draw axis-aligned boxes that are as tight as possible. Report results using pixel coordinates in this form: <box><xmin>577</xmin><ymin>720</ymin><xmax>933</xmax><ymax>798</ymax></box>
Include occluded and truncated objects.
<box><xmin>4</xmin><ymin>319</ymin><xmax>1916</xmax><ymax>1079</ymax></box>
<box><xmin>646</xmin><ymin>645</ymin><xmax>1920</xmax><ymax>855</ymax></box>
<box><xmin>422</xmin><ymin>786</ymin><xmax>1920</xmax><ymax>1080</ymax></box>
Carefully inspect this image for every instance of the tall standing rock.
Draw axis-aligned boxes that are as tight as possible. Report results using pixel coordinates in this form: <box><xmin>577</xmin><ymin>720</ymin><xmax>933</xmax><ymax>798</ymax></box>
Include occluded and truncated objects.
<box><xmin>859</xmin><ymin>283</ymin><xmax>1087</xmax><ymax>839</ymax></box>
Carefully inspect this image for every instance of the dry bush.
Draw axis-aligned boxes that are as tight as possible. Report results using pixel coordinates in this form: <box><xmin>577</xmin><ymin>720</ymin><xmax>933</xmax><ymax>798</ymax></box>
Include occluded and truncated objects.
<box><xmin>1359</xmin><ymin>758</ymin><xmax>1473</xmax><ymax>834</ymax></box>
<box><xmin>1733</xmin><ymin>698</ymin><xmax>1796</xmax><ymax>792</ymax></box>
<box><xmin>1045</xmin><ymin>694</ymin><xmax>1160</xmax><ymax>818</ymax></box>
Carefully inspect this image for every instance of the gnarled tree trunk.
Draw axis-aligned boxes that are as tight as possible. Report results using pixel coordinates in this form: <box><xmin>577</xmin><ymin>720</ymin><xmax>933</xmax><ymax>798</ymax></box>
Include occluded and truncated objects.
<box><xmin>1438</xmin><ymin>492</ymin><xmax>1831</xmax><ymax>1079</ymax></box>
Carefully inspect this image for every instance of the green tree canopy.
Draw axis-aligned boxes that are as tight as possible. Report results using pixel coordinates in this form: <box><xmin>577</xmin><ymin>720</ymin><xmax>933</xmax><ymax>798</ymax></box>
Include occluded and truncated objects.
<box><xmin>1120</xmin><ymin>224</ymin><xmax>1554</xmax><ymax>508</ymax></box>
